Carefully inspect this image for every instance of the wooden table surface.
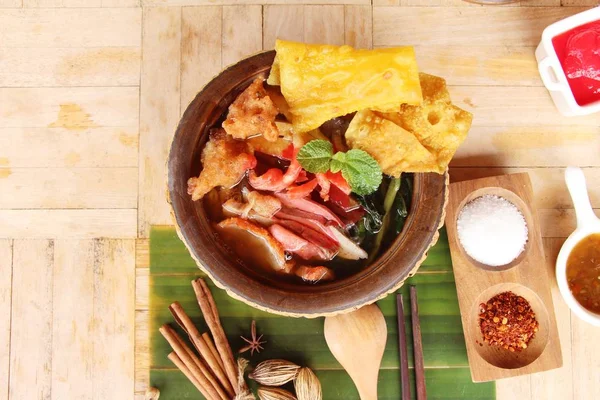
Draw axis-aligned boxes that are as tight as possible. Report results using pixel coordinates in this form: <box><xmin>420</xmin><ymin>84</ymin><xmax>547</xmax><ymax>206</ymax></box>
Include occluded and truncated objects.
<box><xmin>1</xmin><ymin>0</ymin><xmax>599</xmax><ymax>399</ymax></box>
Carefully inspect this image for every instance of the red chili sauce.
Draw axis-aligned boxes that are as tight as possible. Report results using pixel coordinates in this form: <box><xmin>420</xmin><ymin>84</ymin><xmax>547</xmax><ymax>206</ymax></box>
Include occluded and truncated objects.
<box><xmin>552</xmin><ymin>19</ymin><xmax>600</xmax><ymax>106</ymax></box>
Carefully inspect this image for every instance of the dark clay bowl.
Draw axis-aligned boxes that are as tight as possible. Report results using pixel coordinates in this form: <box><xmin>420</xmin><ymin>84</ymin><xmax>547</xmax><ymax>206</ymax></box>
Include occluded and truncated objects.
<box><xmin>167</xmin><ymin>51</ymin><xmax>449</xmax><ymax>317</ymax></box>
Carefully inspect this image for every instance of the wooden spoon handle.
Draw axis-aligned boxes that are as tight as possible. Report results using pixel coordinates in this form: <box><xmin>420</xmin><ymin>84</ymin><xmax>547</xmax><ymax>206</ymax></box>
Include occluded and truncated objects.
<box><xmin>356</xmin><ymin>380</ymin><xmax>378</xmax><ymax>400</ymax></box>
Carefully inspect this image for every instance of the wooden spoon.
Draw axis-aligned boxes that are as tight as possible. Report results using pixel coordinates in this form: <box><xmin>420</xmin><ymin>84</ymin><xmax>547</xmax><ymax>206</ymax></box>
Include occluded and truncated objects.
<box><xmin>324</xmin><ymin>304</ymin><xmax>387</xmax><ymax>400</ymax></box>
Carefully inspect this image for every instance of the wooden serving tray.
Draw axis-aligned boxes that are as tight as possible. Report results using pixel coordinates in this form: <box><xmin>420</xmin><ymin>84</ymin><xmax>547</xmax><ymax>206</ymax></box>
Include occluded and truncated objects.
<box><xmin>445</xmin><ymin>173</ymin><xmax>562</xmax><ymax>382</ymax></box>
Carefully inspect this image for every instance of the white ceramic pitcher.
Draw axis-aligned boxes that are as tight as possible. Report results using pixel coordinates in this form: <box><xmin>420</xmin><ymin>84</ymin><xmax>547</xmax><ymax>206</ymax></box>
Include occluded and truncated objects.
<box><xmin>556</xmin><ymin>167</ymin><xmax>600</xmax><ymax>326</ymax></box>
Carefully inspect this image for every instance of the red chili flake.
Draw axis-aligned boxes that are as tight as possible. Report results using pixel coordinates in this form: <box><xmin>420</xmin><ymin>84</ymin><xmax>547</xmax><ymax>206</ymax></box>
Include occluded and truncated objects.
<box><xmin>478</xmin><ymin>291</ymin><xmax>538</xmax><ymax>352</ymax></box>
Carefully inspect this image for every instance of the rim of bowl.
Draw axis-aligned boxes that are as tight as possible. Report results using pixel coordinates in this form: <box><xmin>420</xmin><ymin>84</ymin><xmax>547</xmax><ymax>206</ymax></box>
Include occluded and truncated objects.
<box><xmin>167</xmin><ymin>50</ymin><xmax>449</xmax><ymax>317</ymax></box>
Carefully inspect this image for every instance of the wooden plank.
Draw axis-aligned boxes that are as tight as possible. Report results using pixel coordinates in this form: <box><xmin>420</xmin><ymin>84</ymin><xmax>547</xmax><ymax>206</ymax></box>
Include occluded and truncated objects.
<box><xmin>135</xmin><ymin>242</ymin><xmax>150</xmax><ymax>393</ymax></box>
<box><xmin>453</xmin><ymin>126</ymin><xmax>600</xmax><ymax>168</ymax></box>
<box><xmin>344</xmin><ymin>5</ymin><xmax>372</xmax><ymax>49</ymax></box>
<box><xmin>449</xmin><ymin>86</ymin><xmax>600</xmax><ymax>127</ymax></box>
<box><xmin>0</xmin><ymin>209</ymin><xmax>137</xmax><ymax>238</ymax></box>
<box><xmin>136</xmin><ymin>267</ymin><xmax>149</xmax><ymax>311</ymax></box>
<box><xmin>136</xmin><ymin>238</ymin><xmax>149</xmax><ymax>269</ymax></box>
<box><xmin>103</xmin><ymin>0</ymin><xmax>138</xmax><ymax>5</ymax></box>
<box><xmin>221</xmin><ymin>5</ymin><xmax>263</xmax><ymax>67</ymax></box>
<box><xmin>0</xmin><ymin>127</ymin><xmax>138</xmax><ymax>168</ymax></box>
<box><xmin>0</xmin><ymin>0</ymin><xmax>21</xmax><ymax>7</ymax></box>
<box><xmin>0</xmin><ymin>47</ymin><xmax>140</xmax><ymax>87</ymax></box>
<box><xmin>562</xmin><ymin>0</ymin><xmax>598</xmax><ymax>5</ymax></box>
<box><xmin>51</xmin><ymin>240</ymin><xmax>95</xmax><ymax>400</ymax></box>
<box><xmin>0</xmin><ymin>87</ymin><xmax>139</xmax><ymax>128</ymax></box>
<box><xmin>0</xmin><ymin>240</ymin><xmax>12</xmax><ymax>400</ymax></box>
<box><xmin>138</xmin><ymin>6</ymin><xmax>181</xmax><ymax>237</ymax></box>
<box><xmin>401</xmin><ymin>0</ymin><xmax>479</xmax><ymax>5</ymax></box>
<box><xmin>0</xmin><ymin>167</ymin><xmax>138</xmax><ymax>209</ymax></box>
<box><xmin>92</xmin><ymin>239</ymin><xmax>135</xmax><ymax>400</ymax></box>
<box><xmin>571</xmin><ymin>312</ymin><xmax>600</xmax><ymax>400</ymax></box>
<box><xmin>0</xmin><ymin>8</ymin><xmax>141</xmax><ymax>48</ymax></box>
<box><xmin>303</xmin><ymin>5</ymin><xmax>345</xmax><ymax>45</ymax></box>
<box><xmin>23</xmin><ymin>0</ymin><xmax>101</xmax><ymax>6</ymax></box>
<box><xmin>526</xmin><ymin>0</ymin><xmax>561</xmax><ymax>6</ymax></box>
<box><xmin>180</xmin><ymin>6</ymin><xmax>222</xmax><ymax>110</ymax></box>
<box><xmin>9</xmin><ymin>240</ymin><xmax>54</xmax><ymax>400</ymax></box>
<box><xmin>496</xmin><ymin>376</ymin><xmax>531</xmax><ymax>400</ymax></box>
<box><xmin>373</xmin><ymin>7</ymin><xmax>586</xmax><ymax>47</ymax></box>
<box><xmin>374</xmin><ymin>0</ymin><xmax>399</xmax><ymax>5</ymax></box>
<box><xmin>408</xmin><ymin>46</ymin><xmax>540</xmax><ymax>86</ymax></box>
<box><xmin>134</xmin><ymin>310</ymin><xmax>150</xmax><ymax>394</ymax></box>
<box><xmin>530</xmin><ymin>238</ymin><xmax>574</xmax><ymax>400</ymax></box>
<box><xmin>143</xmin><ymin>0</ymin><xmax>369</xmax><ymax>4</ymax></box>
<box><xmin>539</xmin><ymin>208</ymin><xmax>594</xmax><ymax>238</ymax></box>
<box><xmin>263</xmin><ymin>5</ymin><xmax>304</xmax><ymax>49</ymax></box>
<box><xmin>450</xmin><ymin>167</ymin><xmax>600</xmax><ymax>210</ymax></box>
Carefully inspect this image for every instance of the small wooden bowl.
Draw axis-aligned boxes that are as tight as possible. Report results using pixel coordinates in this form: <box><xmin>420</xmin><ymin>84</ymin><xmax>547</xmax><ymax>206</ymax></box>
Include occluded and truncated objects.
<box><xmin>445</xmin><ymin>173</ymin><xmax>562</xmax><ymax>381</ymax></box>
<box><xmin>167</xmin><ymin>51</ymin><xmax>448</xmax><ymax>317</ymax></box>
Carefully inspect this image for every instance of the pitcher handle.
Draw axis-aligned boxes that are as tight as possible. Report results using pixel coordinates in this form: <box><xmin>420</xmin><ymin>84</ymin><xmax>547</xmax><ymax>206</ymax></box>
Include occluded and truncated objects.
<box><xmin>565</xmin><ymin>167</ymin><xmax>598</xmax><ymax>229</ymax></box>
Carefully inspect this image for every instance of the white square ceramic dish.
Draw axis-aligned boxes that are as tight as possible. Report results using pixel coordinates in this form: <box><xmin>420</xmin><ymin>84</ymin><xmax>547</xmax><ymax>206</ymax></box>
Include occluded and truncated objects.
<box><xmin>535</xmin><ymin>7</ymin><xmax>600</xmax><ymax>116</ymax></box>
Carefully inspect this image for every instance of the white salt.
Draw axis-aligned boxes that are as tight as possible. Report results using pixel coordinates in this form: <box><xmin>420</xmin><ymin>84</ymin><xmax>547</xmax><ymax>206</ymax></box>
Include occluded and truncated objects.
<box><xmin>457</xmin><ymin>194</ymin><xmax>528</xmax><ymax>267</ymax></box>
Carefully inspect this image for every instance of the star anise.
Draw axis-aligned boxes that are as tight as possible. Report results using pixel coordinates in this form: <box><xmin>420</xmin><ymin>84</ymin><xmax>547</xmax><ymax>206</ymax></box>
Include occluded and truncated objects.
<box><xmin>239</xmin><ymin>320</ymin><xmax>266</xmax><ymax>356</ymax></box>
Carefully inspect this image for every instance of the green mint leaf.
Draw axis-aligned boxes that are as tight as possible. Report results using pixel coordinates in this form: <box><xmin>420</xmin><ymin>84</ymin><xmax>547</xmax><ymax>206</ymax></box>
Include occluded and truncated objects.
<box><xmin>330</xmin><ymin>152</ymin><xmax>346</xmax><ymax>173</ymax></box>
<box><xmin>337</xmin><ymin>149</ymin><xmax>382</xmax><ymax>196</ymax></box>
<box><xmin>296</xmin><ymin>139</ymin><xmax>333</xmax><ymax>173</ymax></box>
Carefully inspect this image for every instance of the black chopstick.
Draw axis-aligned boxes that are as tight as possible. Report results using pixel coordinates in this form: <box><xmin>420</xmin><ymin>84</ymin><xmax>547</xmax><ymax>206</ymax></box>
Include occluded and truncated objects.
<box><xmin>410</xmin><ymin>286</ymin><xmax>427</xmax><ymax>400</ymax></box>
<box><xmin>396</xmin><ymin>294</ymin><xmax>411</xmax><ymax>400</ymax></box>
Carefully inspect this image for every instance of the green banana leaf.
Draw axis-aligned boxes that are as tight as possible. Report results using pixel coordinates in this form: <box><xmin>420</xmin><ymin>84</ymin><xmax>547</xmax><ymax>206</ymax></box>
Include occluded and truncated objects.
<box><xmin>149</xmin><ymin>226</ymin><xmax>495</xmax><ymax>399</ymax></box>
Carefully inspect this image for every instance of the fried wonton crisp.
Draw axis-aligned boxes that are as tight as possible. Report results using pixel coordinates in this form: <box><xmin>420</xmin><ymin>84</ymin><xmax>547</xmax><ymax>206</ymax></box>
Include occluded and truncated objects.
<box><xmin>345</xmin><ymin>110</ymin><xmax>437</xmax><ymax>177</ymax></box>
<box><xmin>269</xmin><ymin>40</ymin><xmax>422</xmax><ymax>133</ymax></box>
<box><xmin>222</xmin><ymin>78</ymin><xmax>280</xmax><ymax>142</ymax></box>
<box><xmin>383</xmin><ymin>73</ymin><xmax>473</xmax><ymax>172</ymax></box>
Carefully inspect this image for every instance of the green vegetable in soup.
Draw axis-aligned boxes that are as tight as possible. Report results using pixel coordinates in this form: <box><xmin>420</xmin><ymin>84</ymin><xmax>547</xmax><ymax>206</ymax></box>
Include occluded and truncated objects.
<box><xmin>367</xmin><ymin>176</ymin><xmax>401</xmax><ymax>263</ymax></box>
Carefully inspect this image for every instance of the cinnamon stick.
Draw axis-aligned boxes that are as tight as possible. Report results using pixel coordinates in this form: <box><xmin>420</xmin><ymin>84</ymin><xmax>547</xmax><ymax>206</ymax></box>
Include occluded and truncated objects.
<box><xmin>168</xmin><ymin>352</ymin><xmax>212</xmax><ymax>399</ymax></box>
<box><xmin>159</xmin><ymin>324</ymin><xmax>228</xmax><ymax>400</ymax></box>
<box><xmin>203</xmin><ymin>332</ymin><xmax>226</xmax><ymax>372</ymax></box>
<box><xmin>192</xmin><ymin>278</ymin><xmax>238</xmax><ymax>392</ymax></box>
<box><xmin>169</xmin><ymin>302</ymin><xmax>235</xmax><ymax>397</ymax></box>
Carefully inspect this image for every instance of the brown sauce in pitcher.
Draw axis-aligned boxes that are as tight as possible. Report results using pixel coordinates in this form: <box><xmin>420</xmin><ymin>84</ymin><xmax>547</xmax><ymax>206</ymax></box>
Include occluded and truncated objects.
<box><xmin>566</xmin><ymin>233</ymin><xmax>600</xmax><ymax>314</ymax></box>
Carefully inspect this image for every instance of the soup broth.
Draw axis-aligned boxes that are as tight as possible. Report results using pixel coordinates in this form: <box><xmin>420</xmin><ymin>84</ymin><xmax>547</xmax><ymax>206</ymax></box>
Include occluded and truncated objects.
<box><xmin>566</xmin><ymin>233</ymin><xmax>600</xmax><ymax>314</ymax></box>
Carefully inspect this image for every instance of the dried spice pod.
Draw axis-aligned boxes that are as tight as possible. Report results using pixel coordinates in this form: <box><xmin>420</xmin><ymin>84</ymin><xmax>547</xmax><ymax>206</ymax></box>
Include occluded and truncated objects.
<box><xmin>249</xmin><ymin>359</ymin><xmax>301</xmax><ymax>386</ymax></box>
<box><xmin>294</xmin><ymin>367</ymin><xmax>322</xmax><ymax>400</ymax></box>
<box><xmin>144</xmin><ymin>387</ymin><xmax>160</xmax><ymax>400</ymax></box>
<box><xmin>257</xmin><ymin>387</ymin><xmax>298</xmax><ymax>400</ymax></box>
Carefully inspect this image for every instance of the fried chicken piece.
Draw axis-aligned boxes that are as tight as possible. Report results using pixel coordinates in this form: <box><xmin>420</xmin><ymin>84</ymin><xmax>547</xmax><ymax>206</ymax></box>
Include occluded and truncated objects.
<box><xmin>222</xmin><ymin>78</ymin><xmax>280</xmax><ymax>142</ymax></box>
<box><xmin>187</xmin><ymin>129</ymin><xmax>256</xmax><ymax>201</ymax></box>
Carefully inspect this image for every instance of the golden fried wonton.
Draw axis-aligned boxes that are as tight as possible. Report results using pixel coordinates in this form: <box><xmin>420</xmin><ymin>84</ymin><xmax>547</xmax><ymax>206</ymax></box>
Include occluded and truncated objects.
<box><xmin>222</xmin><ymin>78</ymin><xmax>280</xmax><ymax>142</ymax></box>
<box><xmin>382</xmin><ymin>73</ymin><xmax>473</xmax><ymax>172</ymax></box>
<box><xmin>268</xmin><ymin>40</ymin><xmax>422</xmax><ymax>133</ymax></box>
<box><xmin>345</xmin><ymin>110</ymin><xmax>437</xmax><ymax>177</ymax></box>
<box><xmin>267</xmin><ymin>54</ymin><xmax>280</xmax><ymax>86</ymax></box>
